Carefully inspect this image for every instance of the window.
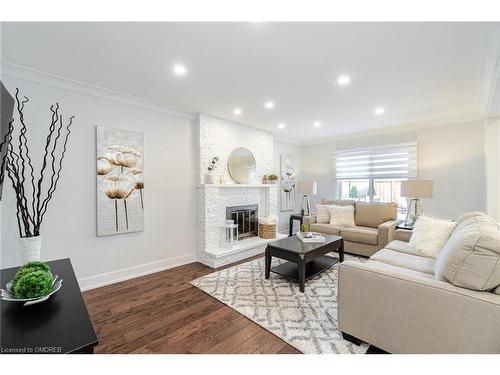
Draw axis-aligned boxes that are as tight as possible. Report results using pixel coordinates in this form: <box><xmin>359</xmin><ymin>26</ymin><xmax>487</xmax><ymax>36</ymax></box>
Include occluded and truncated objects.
<box><xmin>334</xmin><ymin>142</ymin><xmax>417</xmax><ymax>214</ymax></box>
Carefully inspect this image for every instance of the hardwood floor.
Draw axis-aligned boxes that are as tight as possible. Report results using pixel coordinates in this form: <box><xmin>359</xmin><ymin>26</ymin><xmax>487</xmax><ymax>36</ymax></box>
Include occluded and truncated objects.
<box><xmin>83</xmin><ymin>257</ymin><xmax>301</xmax><ymax>354</ymax></box>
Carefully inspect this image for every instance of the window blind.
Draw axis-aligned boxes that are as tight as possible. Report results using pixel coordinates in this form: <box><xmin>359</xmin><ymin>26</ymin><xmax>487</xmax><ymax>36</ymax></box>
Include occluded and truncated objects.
<box><xmin>334</xmin><ymin>142</ymin><xmax>417</xmax><ymax>180</ymax></box>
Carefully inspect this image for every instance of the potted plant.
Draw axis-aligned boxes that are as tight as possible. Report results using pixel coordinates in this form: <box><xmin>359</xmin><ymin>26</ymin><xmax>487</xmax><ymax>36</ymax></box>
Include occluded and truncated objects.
<box><xmin>268</xmin><ymin>174</ymin><xmax>279</xmax><ymax>184</ymax></box>
<box><xmin>205</xmin><ymin>156</ymin><xmax>218</xmax><ymax>184</ymax></box>
<box><xmin>300</xmin><ymin>223</ymin><xmax>309</xmax><ymax>234</ymax></box>
<box><xmin>0</xmin><ymin>88</ymin><xmax>74</xmax><ymax>263</ymax></box>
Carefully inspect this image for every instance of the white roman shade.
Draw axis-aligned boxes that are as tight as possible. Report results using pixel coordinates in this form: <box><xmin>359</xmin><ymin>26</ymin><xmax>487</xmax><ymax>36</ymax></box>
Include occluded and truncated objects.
<box><xmin>334</xmin><ymin>142</ymin><xmax>417</xmax><ymax>180</ymax></box>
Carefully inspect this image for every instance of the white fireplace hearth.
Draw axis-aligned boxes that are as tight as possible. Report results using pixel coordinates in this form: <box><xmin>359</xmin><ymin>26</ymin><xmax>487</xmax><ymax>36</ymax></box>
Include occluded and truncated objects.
<box><xmin>196</xmin><ymin>184</ymin><xmax>286</xmax><ymax>268</ymax></box>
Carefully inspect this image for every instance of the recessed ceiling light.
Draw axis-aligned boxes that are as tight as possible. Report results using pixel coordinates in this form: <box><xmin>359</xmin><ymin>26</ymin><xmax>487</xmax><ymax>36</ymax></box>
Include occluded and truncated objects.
<box><xmin>173</xmin><ymin>64</ymin><xmax>187</xmax><ymax>76</ymax></box>
<box><xmin>264</xmin><ymin>101</ymin><xmax>275</xmax><ymax>109</ymax></box>
<box><xmin>374</xmin><ymin>107</ymin><xmax>385</xmax><ymax>115</ymax></box>
<box><xmin>337</xmin><ymin>75</ymin><xmax>351</xmax><ymax>86</ymax></box>
<box><xmin>278</xmin><ymin>123</ymin><xmax>285</xmax><ymax>129</ymax></box>
<box><xmin>314</xmin><ymin>121</ymin><xmax>322</xmax><ymax>128</ymax></box>
<box><xmin>233</xmin><ymin>108</ymin><xmax>242</xmax><ymax>115</ymax></box>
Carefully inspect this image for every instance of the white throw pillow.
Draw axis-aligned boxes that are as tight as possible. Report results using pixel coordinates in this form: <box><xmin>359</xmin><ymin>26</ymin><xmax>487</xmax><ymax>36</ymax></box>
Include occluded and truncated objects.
<box><xmin>409</xmin><ymin>216</ymin><xmax>456</xmax><ymax>258</ymax></box>
<box><xmin>315</xmin><ymin>204</ymin><xmax>332</xmax><ymax>224</ymax></box>
<box><xmin>329</xmin><ymin>205</ymin><xmax>355</xmax><ymax>227</ymax></box>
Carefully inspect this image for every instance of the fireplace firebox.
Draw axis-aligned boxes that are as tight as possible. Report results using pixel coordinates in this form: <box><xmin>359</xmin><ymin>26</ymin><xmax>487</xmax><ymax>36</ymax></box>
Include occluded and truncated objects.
<box><xmin>226</xmin><ymin>204</ymin><xmax>259</xmax><ymax>240</ymax></box>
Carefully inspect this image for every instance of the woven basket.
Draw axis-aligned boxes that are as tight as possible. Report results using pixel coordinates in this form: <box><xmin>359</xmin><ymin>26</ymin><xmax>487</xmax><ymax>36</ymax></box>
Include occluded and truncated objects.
<box><xmin>259</xmin><ymin>223</ymin><xmax>276</xmax><ymax>239</ymax></box>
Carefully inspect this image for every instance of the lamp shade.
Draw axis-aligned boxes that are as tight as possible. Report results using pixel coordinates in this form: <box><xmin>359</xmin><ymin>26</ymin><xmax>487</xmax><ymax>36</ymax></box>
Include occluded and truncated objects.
<box><xmin>296</xmin><ymin>181</ymin><xmax>317</xmax><ymax>195</ymax></box>
<box><xmin>401</xmin><ymin>180</ymin><xmax>433</xmax><ymax>198</ymax></box>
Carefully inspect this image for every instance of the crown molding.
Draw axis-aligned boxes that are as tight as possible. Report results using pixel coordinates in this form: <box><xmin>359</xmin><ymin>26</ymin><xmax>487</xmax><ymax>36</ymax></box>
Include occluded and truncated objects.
<box><xmin>300</xmin><ymin>114</ymin><xmax>485</xmax><ymax>146</ymax></box>
<box><xmin>0</xmin><ymin>61</ymin><xmax>197</xmax><ymax>121</ymax></box>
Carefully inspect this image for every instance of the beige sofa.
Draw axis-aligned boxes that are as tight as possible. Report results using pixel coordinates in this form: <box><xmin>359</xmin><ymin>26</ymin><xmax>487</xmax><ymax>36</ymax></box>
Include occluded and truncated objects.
<box><xmin>303</xmin><ymin>199</ymin><xmax>398</xmax><ymax>257</ymax></box>
<box><xmin>338</xmin><ymin>212</ymin><xmax>500</xmax><ymax>353</ymax></box>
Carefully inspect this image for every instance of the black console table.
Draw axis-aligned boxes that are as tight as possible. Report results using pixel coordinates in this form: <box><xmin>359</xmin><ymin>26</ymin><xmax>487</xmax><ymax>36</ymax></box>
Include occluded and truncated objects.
<box><xmin>1</xmin><ymin>258</ymin><xmax>98</xmax><ymax>354</ymax></box>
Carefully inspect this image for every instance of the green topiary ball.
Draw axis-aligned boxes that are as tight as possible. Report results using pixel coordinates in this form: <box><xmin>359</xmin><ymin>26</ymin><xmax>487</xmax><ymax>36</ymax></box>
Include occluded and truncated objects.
<box><xmin>13</xmin><ymin>270</ymin><xmax>53</xmax><ymax>299</ymax></box>
<box><xmin>12</xmin><ymin>261</ymin><xmax>51</xmax><ymax>288</ymax></box>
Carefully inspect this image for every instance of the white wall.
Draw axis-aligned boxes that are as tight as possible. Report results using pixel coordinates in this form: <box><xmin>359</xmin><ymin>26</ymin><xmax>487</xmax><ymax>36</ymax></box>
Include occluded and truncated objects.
<box><xmin>485</xmin><ymin>118</ymin><xmax>500</xmax><ymax>221</ymax></box>
<box><xmin>0</xmin><ymin>71</ymin><xmax>198</xmax><ymax>289</ymax></box>
<box><xmin>197</xmin><ymin>114</ymin><xmax>273</xmax><ymax>185</ymax></box>
<box><xmin>300</xmin><ymin>121</ymin><xmax>486</xmax><ymax>219</ymax></box>
<box><xmin>273</xmin><ymin>139</ymin><xmax>303</xmax><ymax>232</ymax></box>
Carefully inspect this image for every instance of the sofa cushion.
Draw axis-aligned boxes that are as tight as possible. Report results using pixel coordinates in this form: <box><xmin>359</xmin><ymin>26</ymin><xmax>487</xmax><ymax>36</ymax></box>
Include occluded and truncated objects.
<box><xmin>310</xmin><ymin>223</ymin><xmax>340</xmax><ymax>235</ymax></box>
<box><xmin>436</xmin><ymin>214</ymin><xmax>500</xmax><ymax>292</ymax></box>
<box><xmin>321</xmin><ymin>199</ymin><xmax>355</xmax><ymax>206</ymax></box>
<box><xmin>454</xmin><ymin>211</ymin><xmax>489</xmax><ymax>226</ymax></box>
<box><xmin>370</xmin><ymin>248</ymin><xmax>436</xmax><ymax>275</ymax></box>
<box><xmin>354</xmin><ymin>202</ymin><xmax>397</xmax><ymax>228</ymax></box>
<box><xmin>340</xmin><ymin>226</ymin><xmax>378</xmax><ymax>245</ymax></box>
<box><xmin>386</xmin><ymin>240</ymin><xmax>431</xmax><ymax>258</ymax></box>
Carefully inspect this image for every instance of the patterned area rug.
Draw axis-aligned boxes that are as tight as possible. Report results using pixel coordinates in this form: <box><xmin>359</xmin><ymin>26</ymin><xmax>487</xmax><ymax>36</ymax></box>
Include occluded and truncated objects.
<box><xmin>190</xmin><ymin>255</ymin><xmax>368</xmax><ymax>354</ymax></box>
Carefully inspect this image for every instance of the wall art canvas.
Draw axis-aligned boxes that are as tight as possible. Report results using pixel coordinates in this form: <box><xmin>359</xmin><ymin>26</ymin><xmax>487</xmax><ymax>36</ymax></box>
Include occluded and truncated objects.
<box><xmin>280</xmin><ymin>154</ymin><xmax>296</xmax><ymax>212</ymax></box>
<box><xmin>96</xmin><ymin>126</ymin><xmax>144</xmax><ymax>236</ymax></box>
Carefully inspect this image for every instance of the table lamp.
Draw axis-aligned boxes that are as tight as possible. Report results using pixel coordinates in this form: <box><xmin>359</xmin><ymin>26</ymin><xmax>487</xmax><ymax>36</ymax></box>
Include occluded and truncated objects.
<box><xmin>296</xmin><ymin>181</ymin><xmax>317</xmax><ymax>216</ymax></box>
<box><xmin>401</xmin><ymin>180</ymin><xmax>433</xmax><ymax>226</ymax></box>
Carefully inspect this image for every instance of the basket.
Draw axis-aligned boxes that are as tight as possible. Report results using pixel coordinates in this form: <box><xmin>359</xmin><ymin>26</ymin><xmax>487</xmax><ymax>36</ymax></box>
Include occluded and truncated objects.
<box><xmin>259</xmin><ymin>222</ymin><xmax>276</xmax><ymax>239</ymax></box>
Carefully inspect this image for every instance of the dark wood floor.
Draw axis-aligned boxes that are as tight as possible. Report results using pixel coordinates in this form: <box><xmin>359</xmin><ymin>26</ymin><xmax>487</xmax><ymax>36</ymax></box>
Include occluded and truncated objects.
<box><xmin>83</xmin><ymin>257</ymin><xmax>301</xmax><ymax>354</ymax></box>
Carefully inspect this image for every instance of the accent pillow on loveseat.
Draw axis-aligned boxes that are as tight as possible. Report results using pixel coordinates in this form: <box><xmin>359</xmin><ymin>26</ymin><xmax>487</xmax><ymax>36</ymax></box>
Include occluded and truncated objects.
<box><xmin>409</xmin><ymin>216</ymin><xmax>456</xmax><ymax>258</ymax></box>
<box><xmin>328</xmin><ymin>205</ymin><xmax>355</xmax><ymax>227</ymax></box>
<box><xmin>315</xmin><ymin>204</ymin><xmax>333</xmax><ymax>223</ymax></box>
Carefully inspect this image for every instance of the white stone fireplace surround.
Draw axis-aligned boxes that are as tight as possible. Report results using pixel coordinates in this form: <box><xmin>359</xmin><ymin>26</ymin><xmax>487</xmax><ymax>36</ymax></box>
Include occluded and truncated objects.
<box><xmin>196</xmin><ymin>114</ymin><xmax>286</xmax><ymax>268</ymax></box>
<box><xmin>197</xmin><ymin>184</ymin><xmax>285</xmax><ymax>268</ymax></box>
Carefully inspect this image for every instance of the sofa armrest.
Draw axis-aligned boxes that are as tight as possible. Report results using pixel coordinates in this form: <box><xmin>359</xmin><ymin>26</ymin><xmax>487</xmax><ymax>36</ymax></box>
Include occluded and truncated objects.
<box><xmin>338</xmin><ymin>260</ymin><xmax>500</xmax><ymax>353</ymax></box>
<box><xmin>303</xmin><ymin>215</ymin><xmax>316</xmax><ymax>226</ymax></box>
<box><xmin>394</xmin><ymin>228</ymin><xmax>412</xmax><ymax>242</ymax></box>
<box><xmin>377</xmin><ymin>219</ymin><xmax>398</xmax><ymax>249</ymax></box>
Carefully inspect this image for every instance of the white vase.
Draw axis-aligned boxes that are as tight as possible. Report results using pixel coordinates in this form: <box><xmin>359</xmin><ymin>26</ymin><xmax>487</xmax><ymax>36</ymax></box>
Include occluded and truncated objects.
<box><xmin>19</xmin><ymin>235</ymin><xmax>43</xmax><ymax>264</ymax></box>
<box><xmin>205</xmin><ymin>174</ymin><xmax>214</xmax><ymax>184</ymax></box>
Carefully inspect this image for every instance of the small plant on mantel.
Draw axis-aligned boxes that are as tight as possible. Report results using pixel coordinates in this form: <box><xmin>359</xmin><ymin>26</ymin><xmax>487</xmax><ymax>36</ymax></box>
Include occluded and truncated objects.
<box><xmin>1</xmin><ymin>87</ymin><xmax>74</xmax><ymax>264</ymax></box>
<box><xmin>268</xmin><ymin>174</ymin><xmax>278</xmax><ymax>183</ymax></box>
<box><xmin>207</xmin><ymin>156</ymin><xmax>219</xmax><ymax>173</ymax></box>
<box><xmin>205</xmin><ymin>156</ymin><xmax>219</xmax><ymax>184</ymax></box>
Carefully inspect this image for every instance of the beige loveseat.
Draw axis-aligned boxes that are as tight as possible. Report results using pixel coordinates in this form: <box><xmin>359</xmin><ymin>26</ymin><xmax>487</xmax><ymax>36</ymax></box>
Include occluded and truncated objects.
<box><xmin>303</xmin><ymin>199</ymin><xmax>398</xmax><ymax>257</ymax></box>
<box><xmin>338</xmin><ymin>212</ymin><xmax>500</xmax><ymax>353</ymax></box>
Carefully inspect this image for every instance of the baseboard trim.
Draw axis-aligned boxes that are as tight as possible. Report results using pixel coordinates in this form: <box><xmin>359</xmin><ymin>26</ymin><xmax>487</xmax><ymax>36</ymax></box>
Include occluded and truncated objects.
<box><xmin>78</xmin><ymin>253</ymin><xmax>197</xmax><ymax>291</ymax></box>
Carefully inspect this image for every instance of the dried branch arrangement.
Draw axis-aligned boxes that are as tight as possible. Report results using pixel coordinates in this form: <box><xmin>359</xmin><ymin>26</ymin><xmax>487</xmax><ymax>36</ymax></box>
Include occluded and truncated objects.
<box><xmin>3</xmin><ymin>88</ymin><xmax>74</xmax><ymax>237</ymax></box>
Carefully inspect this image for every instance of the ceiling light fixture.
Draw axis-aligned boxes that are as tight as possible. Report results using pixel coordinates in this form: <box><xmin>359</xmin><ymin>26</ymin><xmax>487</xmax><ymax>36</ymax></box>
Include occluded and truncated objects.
<box><xmin>314</xmin><ymin>122</ymin><xmax>322</xmax><ymax>128</ymax></box>
<box><xmin>278</xmin><ymin>123</ymin><xmax>285</xmax><ymax>129</ymax></box>
<box><xmin>172</xmin><ymin>64</ymin><xmax>187</xmax><ymax>76</ymax></box>
<box><xmin>233</xmin><ymin>108</ymin><xmax>242</xmax><ymax>115</ymax></box>
<box><xmin>337</xmin><ymin>75</ymin><xmax>351</xmax><ymax>86</ymax></box>
<box><xmin>264</xmin><ymin>101</ymin><xmax>275</xmax><ymax>109</ymax></box>
<box><xmin>374</xmin><ymin>107</ymin><xmax>385</xmax><ymax>115</ymax></box>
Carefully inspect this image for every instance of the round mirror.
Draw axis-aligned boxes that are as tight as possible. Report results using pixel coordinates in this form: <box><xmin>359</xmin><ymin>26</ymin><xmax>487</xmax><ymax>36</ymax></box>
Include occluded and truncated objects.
<box><xmin>228</xmin><ymin>147</ymin><xmax>256</xmax><ymax>184</ymax></box>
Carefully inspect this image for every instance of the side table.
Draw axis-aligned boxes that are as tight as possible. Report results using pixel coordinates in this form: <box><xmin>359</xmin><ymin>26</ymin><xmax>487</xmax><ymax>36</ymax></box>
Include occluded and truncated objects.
<box><xmin>288</xmin><ymin>214</ymin><xmax>315</xmax><ymax>236</ymax></box>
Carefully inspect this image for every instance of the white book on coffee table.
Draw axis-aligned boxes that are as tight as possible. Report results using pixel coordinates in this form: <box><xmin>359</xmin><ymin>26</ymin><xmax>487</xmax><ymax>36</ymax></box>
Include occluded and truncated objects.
<box><xmin>296</xmin><ymin>232</ymin><xmax>326</xmax><ymax>243</ymax></box>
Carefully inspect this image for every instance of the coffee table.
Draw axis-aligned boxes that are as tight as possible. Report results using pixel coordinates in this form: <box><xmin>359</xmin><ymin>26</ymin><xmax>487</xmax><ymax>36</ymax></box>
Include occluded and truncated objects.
<box><xmin>265</xmin><ymin>234</ymin><xmax>344</xmax><ymax>292</ymax></box>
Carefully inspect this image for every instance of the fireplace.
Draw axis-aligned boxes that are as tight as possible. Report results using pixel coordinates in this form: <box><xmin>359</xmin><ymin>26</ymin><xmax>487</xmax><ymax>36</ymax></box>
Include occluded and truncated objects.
<box><xmin>226</xmin><ymin>204</ymin><xmax>259</xmax><ymax>240</ymax></box>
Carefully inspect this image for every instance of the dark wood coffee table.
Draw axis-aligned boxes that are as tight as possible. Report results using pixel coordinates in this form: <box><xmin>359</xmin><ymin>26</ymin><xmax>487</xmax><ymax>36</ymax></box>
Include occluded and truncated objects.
<box><xmin>265</xmin><ymin>234</ymin><xmax>344</xmax><ymax>292</ymax></box>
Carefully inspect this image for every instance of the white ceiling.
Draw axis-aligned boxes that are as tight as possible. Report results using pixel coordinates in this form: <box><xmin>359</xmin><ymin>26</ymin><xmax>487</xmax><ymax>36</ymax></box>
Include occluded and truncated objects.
<box><xmin>1</xmin><ymin>22</ymin><xmax>498</xmax><ymax>143</ymax></box>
